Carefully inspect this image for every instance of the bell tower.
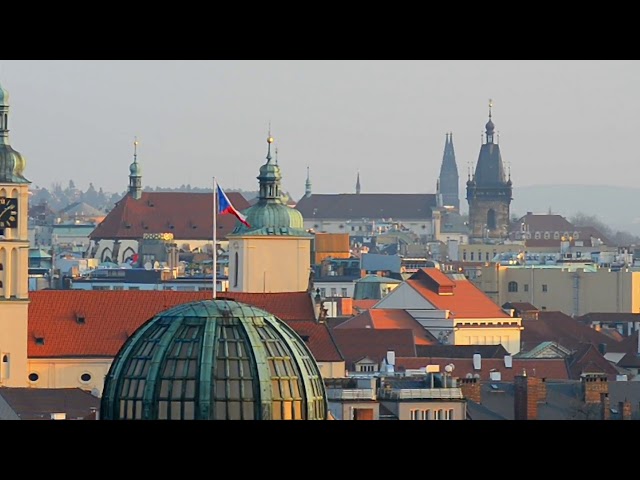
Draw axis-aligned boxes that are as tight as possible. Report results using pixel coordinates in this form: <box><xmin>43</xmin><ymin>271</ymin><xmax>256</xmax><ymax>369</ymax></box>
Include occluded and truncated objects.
<box><xmin>466</xmin><ymin>100</ymin><xmax>513</xmax><ymax>242</ymax></box>
<box><xmin>0</xmin><ymin>80</ymin><xmax>30</xmax><ymax>387</ymax></box>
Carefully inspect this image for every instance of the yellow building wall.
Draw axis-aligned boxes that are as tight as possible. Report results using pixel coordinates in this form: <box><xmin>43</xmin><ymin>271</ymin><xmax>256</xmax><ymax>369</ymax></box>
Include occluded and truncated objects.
<box><xmin>383</xmin><ymin>401</ymin><xmax>466</xmax><ymax>420</ymax></box>
<box><xmin>27</xmin><ymin>358</ymin><xmax>112</xmax><ymax>394</ymax></box>
<box><xmin>476</xmin><ymin>265</ymin><xmax>640</xmax><ymax>316</ymax></box>
<box><xmin>317</xmin><ymin>361</ymin><xmax>346</xmax><ymax>379</ymax></box>
<box><xmin>0</xmin><ymin>302</ymin><xmax>29</xmax><ymax>387</ymax></box>
<box><xmin>459</xmin><ymin>243</ymin><xmax>525</xmax><ymax>263</ymax></box>
<box><xmin>230</xmin><ymin>236</ymin><xmax>311</xmax><ymax>293</ymax></box>
<box><xmin>454</xmin><ymin>324</ymin><xmax>522</xmax><ymax>355</ymax></box>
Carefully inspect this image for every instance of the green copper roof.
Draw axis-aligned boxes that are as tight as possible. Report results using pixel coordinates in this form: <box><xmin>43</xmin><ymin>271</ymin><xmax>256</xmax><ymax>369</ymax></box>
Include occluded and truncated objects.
<box><xmin>0</xmin><ymin>82</ymin><xmax>8</xmax><ymax>106</ymax></box>
<box><xmin>100</xmin><ymin>299</ymin><xmax>327</xmax><ymax>420</ymax></box>
<box><xmin>232</xmin><ymin>202</ymin><xmax>311</xmax><ymax>237</ymax></box>
<box><xmin>356</xmin><ymin>274</ymin><xmax>402</xmax><ymax>284</ymax></box>
<box><xmin>0</xmin><ymin>145</ymin><xmax>30</xmax><ymax>183</ymax></box>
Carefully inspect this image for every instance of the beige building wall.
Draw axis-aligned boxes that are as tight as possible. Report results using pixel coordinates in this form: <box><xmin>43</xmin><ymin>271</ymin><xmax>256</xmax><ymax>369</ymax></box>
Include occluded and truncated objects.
<box><xmin>229</xmin><ymin>236</ymin><xmax>311</xmax><ymax>293</ymax></box>
<box><xmin>459</xmin><ymin>243</ymin><xmax>525</xmax><ymax>263</ymax></box>
<box><xmin>0</xmin><ymin>184</ymin><xmax>30</xmax><ymax>387</ymax></box>
<box><xmin>317</xmin><ymin>361</ymin><xmax>346</xmax><ymax>379</ymax></box>
<box><xmin>27</xmin><ymin>358</ymin><xmax>112</xmax><ymax>394</ymax></box>
<box><xmin>476</xmin><ymin>265</ymin><xmax>640</xmax><ymax>316</ymax></box>
<box><xmin>454</xmin><ymin>321</ymin><xmax>522</xmax><ymax>355</ymax></box>
<box><xmin>381</xmin><ymin>400</ymin><xmax>466</xmax><ymax>420</ymax></box>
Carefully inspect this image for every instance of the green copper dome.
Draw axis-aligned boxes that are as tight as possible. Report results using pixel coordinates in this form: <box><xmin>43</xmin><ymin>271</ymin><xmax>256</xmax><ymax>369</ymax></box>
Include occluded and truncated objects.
<box><xmin>100</xmin><ymin>299</ymin><xmax>328</xmax><ymax>420</ymax></box>
<box><xmin>129</xmin><ymin>159</ymin><xmax>141</xmax><ymax>176</ymax></box>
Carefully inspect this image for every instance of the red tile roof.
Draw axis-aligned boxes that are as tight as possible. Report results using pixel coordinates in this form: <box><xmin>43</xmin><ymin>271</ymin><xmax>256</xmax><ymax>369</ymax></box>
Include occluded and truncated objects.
<box><xmin>395</xmin><ymin>356</ymin><xmax>570</xmax><ymax>381</ymax></box>
<box><xmin>566</xmin><ymin>343</ymin><xmax>619</xmax><ymax>380</ymax></box>
<box><xmin>27</xmin><ymin>290</ymin><xmax>342</xmax><ymax>361</ymax></box>
<box><xmin>89</xmin><ymin>191</ymin><xmax>250</xmax><ymax>241</ymax></box>
<box><xmin>407</xmin><ymin>269</ymin><xmax>510</xmax><ymax>319</ymax></box>
<box><xmin>334</xmin><ymin>309</ymin><xmax>435</xmax><ymax>346</ymax></box>
<box><xmin>521</xmin><ymin>311</ymin><xmax>625</xmax><ymax>353</ymax></box>
<box><xmin>331</xmin><ymin>328</ymin><xmax>417</xmax><ymax>369</ymax></box>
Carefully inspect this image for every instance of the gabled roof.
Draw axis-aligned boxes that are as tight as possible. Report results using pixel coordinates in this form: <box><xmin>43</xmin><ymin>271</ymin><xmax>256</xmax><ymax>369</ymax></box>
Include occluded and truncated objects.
<box><xmin>331</xmin><ymin>328</ymin><xmax>417</xmax><ymax>370</ymax></box>
<box><xmin>406</xmin><ymin>268</ymin><xmax>510</xmax><ymax>319</ymax></box>
<box><xmin>89</xmin><ymin>191</ymin><xmax>250</xmax><ymax>241</ymax></box>
<box><xmin>58</xmin><ymin>201</ymin><xmax>103</xmax><ymax>217</ymax></box>
<box><xmin>0</xmin><ymin>387</ymin><xmax>100</xmax><ymax>420</ymax></box>
<box><xmin>395</xmin><ymin>357</ymin><xmax>570</xmax><ymax>381</ymax></box>
<box><xmin>521</xmin><ymin>311</ymin><xmax>626</xmax><ymax>354</ymax></box>
<box><xmin>27</xmin><ymin>290</ymin><xmax>342</xmax><ymax>362</ymax></box>
<box><xmin>334</xmin><ymin>309</ymin><xmax>436</xmax><ymax>346</ymax></box>
<box><xmin>566</xmin><ymin>343</ymin><xmax>619</xmax><ymax>380</ymax></box>
<box><xmin>295</xmin><ymin>193</ymin><xmax>437</xmax><ymax>220</ymax></box>
<box><xmin>502</xmin><ymin>302</ymin><xmax>538</xmax><ymax>312</ymax></box>
<box><xmin>615</xmin><ymin>352</ymin><xmax>640</xmax><ymax>368</ymax></box>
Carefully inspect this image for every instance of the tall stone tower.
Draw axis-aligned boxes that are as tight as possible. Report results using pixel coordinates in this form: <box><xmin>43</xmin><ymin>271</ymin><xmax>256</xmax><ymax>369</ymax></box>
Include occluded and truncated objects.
<box><xmin>0</xmin><ymin>80</ymin><xmax>30</xmax><ymax>387</ymax></box>
<box><xmin>437</xmin><ymin>132</ymin><xmax>460</xmax><ymax>210</ymax></box>
<box><xmin>228</xmin><ymin>134</ymin><xmax>312</xmax><ymax>293</ymax></box>
<box><xmin>128</xmin><ymin>137</ymin><xmax>142</xmax><ymax>200</ymax></box>
<box><xmin>466</xmin><ymin>101</ymin><xmax>512</xmax><ymax>242</ymax></box>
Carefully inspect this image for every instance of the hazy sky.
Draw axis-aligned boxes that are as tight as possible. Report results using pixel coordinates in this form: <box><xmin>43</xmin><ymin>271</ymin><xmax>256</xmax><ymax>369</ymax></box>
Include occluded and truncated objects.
<box><xmin>0</xmin><ymin>60</ymin><xmax>638</xmax><ymax>201</ymax></box>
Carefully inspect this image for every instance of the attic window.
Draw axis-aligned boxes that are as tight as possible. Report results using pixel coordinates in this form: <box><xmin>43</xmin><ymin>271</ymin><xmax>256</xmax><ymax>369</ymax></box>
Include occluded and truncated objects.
<box><xmin>192</xmin><ymin>225</ymin><xmax>198</xmax><ymax>229</ymax></box>
<box><xmin>169</xmin><ymin>225</ymin><xmax>175</xmax><ymax>229</ymax></box>
<box><xmin>76</xmin><ymin>314</ymin><xmax>86</xmax><ymax>325</ymax></box>
<box><xmin>148</xmin><ymin>200</ymin><xmax>155</xmax><ymax>207</ymax></box>
<box><xmin>35</xmin><ymin>337</ymin><xmax>45</xmax><ymax>345</ymax></box>
<box><xmin>125</xmin><ymin>224</ymin><xmax>132</xmax><ymax>229</ymax></box>
<box><xmin>300</xmin><ymin>335</ymin><xmax>310</xmax><ymax>342</ymax></box>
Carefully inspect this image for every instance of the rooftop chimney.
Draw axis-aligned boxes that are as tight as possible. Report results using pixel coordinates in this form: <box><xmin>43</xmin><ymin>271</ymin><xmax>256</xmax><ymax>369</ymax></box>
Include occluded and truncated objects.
<box><xmin>514</xmin><ymin>374</ymin><xmax>543</xmax><ymax>420</ymax></box>
<box><xmin>581</xmin><ymin>373</ymin><xmax>608</xmax><ymax>404</ymax></box>
<box><xmin>459</xmin><ymin>377</ymin><xmax>481</xmax><ymax>404</ymax></box>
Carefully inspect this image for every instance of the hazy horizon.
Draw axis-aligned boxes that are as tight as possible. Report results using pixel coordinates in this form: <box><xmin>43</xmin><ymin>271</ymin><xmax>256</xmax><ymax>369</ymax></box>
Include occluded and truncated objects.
<box><xmin>1</xmin><ymin>60</ymin><xmax>638</xmax><ymax>201</ymax></box>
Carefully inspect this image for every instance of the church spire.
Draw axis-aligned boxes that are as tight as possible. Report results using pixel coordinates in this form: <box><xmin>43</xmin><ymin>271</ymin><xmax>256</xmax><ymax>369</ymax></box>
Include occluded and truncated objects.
<box><xmin>356</xmin><ymin>171</ymin><xmax>361</xmax><ymax>195</ymax></box>
<box><xmin>437</xmin><ymin>131</ymin><xmax>459</xmax><ymax>210</ymax></box>
<box><xmin>0</xmin><ymin>80</ymin><xmax>29</xmax><ymax>184</ymax></box>
<box><xmin>305</xmin><ymin>166</ymin><xmax>312</xmax><ymax>197</ymax></box>
<box><xmin>128</xmin><ymin>137</ymin><xmax>142</xmax><ymax>200</ymax></box>
<box><xmin>257</xmin><ymin>132</ymin><xmax>282</xmax><ymax>202</ymax></box>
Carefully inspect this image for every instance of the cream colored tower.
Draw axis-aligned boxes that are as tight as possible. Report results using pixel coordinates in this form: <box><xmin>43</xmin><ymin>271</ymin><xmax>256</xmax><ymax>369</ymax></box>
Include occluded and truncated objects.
<box><xmin>228</xmin><ymin>135</ymin><xmax>312</xmax><ymax>293</ymax></box>
<box><xmin>0</xmin><ymin>81</ymin><xmax>30</xmax><ymax>387</ymax></box>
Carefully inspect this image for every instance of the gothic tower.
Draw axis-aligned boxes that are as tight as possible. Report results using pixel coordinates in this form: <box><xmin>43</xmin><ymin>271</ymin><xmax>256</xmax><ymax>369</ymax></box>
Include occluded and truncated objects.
<box><xmin>304</xmin><ymin>166</ymin><xmax>312</xmax><ymax>198</ymax></box>
<box><xmin>0</xmin><ymin>80</ymin><xmax>30</xmax><ymax>387</ymax></box>
<box><xmin>128</xmin><ymin>137</ymin><xmax>142</xmax><ymax>200</ymax></box>
<box><xmin>356</xmin><ymin>171</ymin><xmax>361</xmax><ymax>195</ymax></box>
<box><xmin>466</xmin><ymin>101</ymin><xmax>512</xmax><ymax>242</ymax></box>
<box><xmin>437</xmin><ymin>132</ymin><xmax>460</xmax><ymax>210</ymax></box>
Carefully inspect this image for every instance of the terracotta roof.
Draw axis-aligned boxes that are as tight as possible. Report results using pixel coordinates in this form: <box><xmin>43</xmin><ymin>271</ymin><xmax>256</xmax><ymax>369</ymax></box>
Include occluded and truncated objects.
<box><xmin>395</xmin><ymin>356</ymin><xmax>570</xmax><ymax>381</ymax></box>
<box><xmin>331</xmin><ymin>328</ymin><xmax>417</xmax><ymax>370</ymax></box>
<box><xmin>0</xmin><ymin>387</ymin><xmax>100</xmax><ymax>420</ymax></box>
<box><xmin>521</xmin><ymin>311</ymin><xmax>626</xmax><ymax>353</ymax></box>
<box><xmin>89</xmin><ymin>191</ymin><xmax>250</xmax><ymax>241</ymax></box>
<box><xmin>352</xmin><ymin>299</ymin><xmax>378</xmax><ymax>313</ymax></box>
<box><xmin>295</xmin><ymin>193</ymin><xmax>437</xmax><ymax>220</ymax></box>
<box><xmin>27</xmin><ymin>290</ymin><xmax>342</xmax><ymax>362</ymax></box>
<box><xmin>334</xmin><ymin>309</ymin><xmax>436</xmax><ymax>346</ymax></box>
<box><xmin>406</xmin><ymin>269</ymin><xmax>511</xmax><ymax>319</ymax></box>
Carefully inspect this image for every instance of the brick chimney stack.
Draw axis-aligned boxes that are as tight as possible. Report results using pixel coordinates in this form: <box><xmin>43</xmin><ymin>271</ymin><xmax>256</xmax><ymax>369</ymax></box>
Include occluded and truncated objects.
<box><xmin>600</xmin><ymin>393</ymin><xmax>610</xmax><ymax>420</ymax></box>
<box><xmin>459</xmin><ymin>377</ymin><xmax>481</xmax><ymax>404</ymax></box>
<box><xmin>620</xmin><ymin>400</ymin><xmax>632</xmax><ymax>420</ymax></box>
<box><xmin>581</xmin><ymin>373</ymin><xmax>608</xmax><ymax>404</ymax></box>
<box><xmin>514</xmin><ymin>374</ymin><xmax>544</xmax><ymax>420</ymax></box>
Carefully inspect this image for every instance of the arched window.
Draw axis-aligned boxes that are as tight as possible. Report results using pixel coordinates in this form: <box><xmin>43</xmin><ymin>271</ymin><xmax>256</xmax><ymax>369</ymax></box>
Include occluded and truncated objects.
<box><xmin>544</xmin><ymin>232</ymin><xmax>550</xmax><ymax>239</ymax></box>
<box><xmin>508</xmin><ymin>281</ymin><xmax>518</xmax><ymax>292</ymax></box>
<box><xmin>554</xmin><ymin>232</ymin><xmax>560</xmax><ymax>239</ymax></box>
<box><xmin>487</xmin><ymin>209</ymin><xmax>497</xmax><ymax>230</ymax></box>
<box><xmin>234</xmin><ymin>252</ymin><xmax>239</xmax><ymax>287</ymax></box>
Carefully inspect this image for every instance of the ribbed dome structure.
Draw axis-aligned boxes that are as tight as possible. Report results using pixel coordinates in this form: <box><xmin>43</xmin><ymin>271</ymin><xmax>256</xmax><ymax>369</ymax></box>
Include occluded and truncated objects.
<box><xmin>100</xmin><ymin>299</ymin><xmax>327</xmax><ymax>420</ymax></box>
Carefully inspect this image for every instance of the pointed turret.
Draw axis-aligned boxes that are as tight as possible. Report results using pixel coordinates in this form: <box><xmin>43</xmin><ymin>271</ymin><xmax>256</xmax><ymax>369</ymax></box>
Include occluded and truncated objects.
<box><xmin>128</xmin><ymin>137</ymin><xmax>142</xmax><ymax>200</ymax></box>
<box><xmin>356</xmin><ymin>171</ymin><xmax>361</xmax><ymax>195</ymax></box>
<box><xmin>437</xmin><ymin>132</ymin><xmax>460</xmax><ymax>210</ymax></box>
<box><xmin>305</xmin><ymin>166</ymin><xmax>312</xmax><ymax>198</ymax></box>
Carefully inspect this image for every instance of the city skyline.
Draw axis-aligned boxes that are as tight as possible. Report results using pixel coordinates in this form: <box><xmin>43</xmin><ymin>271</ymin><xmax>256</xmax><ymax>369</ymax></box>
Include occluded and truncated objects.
<box><xmin>0</xmin><ymin>60</ymin><xmax>638</xmax><ymax>201</ymax></box>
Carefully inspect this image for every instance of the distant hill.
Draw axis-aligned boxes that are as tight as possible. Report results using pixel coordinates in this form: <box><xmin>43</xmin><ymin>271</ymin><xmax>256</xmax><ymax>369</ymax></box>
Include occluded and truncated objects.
<box><xmin>508</xmin><ymin>184</ymin><xmax>640</xmax><ymax>236</ymax></box>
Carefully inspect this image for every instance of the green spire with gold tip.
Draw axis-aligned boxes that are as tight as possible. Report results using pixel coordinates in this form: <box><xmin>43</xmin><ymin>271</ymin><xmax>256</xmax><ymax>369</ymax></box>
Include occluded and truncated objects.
<box><xmin>0</xmin><ymin>79</ymin><xmax>30</xmax><ymax>183</ymax></box>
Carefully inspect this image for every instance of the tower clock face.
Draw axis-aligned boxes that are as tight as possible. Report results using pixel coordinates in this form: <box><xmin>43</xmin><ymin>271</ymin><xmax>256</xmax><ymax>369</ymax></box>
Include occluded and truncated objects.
<box><xmin>0</xmin><ymin>197</ymin><xmax>18</xmax><ymax>228</ymax></box>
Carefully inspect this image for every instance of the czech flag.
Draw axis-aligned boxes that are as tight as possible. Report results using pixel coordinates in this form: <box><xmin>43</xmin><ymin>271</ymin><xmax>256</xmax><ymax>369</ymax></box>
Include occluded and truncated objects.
<box><xmin>217</xmin><ymin>184</ymin><xmax>251</xmax><ymax>227</ymax></box>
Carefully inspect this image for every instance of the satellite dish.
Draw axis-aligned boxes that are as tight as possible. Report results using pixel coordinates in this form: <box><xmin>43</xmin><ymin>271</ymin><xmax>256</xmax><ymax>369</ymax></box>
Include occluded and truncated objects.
<box><xmin>445</xmin><ymin>364</ymin><xmax>453</xmax><ymax>373</ymax></box>
<box><xmin>465</xmin><ymin>373</ymin><xmax>473</xmax><ymax>379</ymax></box>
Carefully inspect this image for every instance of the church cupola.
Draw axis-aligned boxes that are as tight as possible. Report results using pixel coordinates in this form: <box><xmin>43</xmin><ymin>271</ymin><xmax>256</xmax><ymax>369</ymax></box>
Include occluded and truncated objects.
<box><xmin>128</xmin><ymin>137</ymin><xmax>142</xmax><ymax>200</ymax></box>
<box><xmin>0</xmin><ymin>81</ymin><xmax>29</xmax><ymax>184</ymax></box>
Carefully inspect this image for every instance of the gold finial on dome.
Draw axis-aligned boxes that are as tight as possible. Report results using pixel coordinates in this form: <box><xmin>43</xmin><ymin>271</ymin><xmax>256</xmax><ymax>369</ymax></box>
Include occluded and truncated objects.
<box><xmin>267</xmin><ymin>136</ymin><xmax>274</xmax><ymax>144</ymax></box>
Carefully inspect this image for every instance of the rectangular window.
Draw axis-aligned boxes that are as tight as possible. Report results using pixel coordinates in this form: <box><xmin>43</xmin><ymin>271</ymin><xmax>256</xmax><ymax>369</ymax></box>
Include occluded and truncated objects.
<box><xmin>341</xmin><ymin>288</ymin><xmax>348</xmax><ymax>297</ymax></box>
<box><xmin>319</xmin><ymin>288</ymin><xmax>326</xmax><ymax>297</ymax></box>
<box><xmin>330</xmin><ymin>288</ymin><xmax>337</xmax><ymax>297</ymax></box>
<box><xmin>470</xmin><ymin>252</ymin><xmax>474</xmax><ymax>261</ymax></box>
<box><xmin>524</xmin><ymin>284</ymin><xmax>529</xmax><ymax>292</ymax></box>
<box><xmin>542</xmin><ymin>284</ymin><xmax>548</xmax><ymax>292</ymax></box>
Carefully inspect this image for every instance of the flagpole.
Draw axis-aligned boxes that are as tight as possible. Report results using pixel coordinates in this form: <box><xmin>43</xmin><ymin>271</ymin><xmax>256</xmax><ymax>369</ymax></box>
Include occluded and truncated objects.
<box><xmin>212</xmin><ymin>176</ymin><xmax>217</xmax><ymax>300</ymax></box>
